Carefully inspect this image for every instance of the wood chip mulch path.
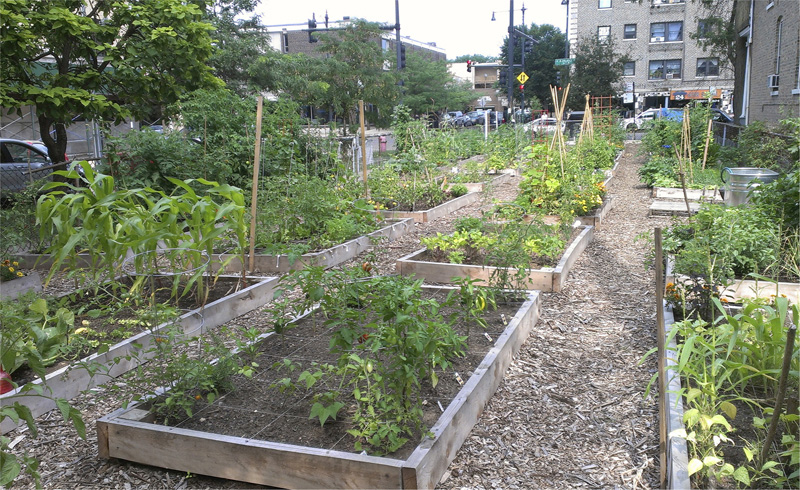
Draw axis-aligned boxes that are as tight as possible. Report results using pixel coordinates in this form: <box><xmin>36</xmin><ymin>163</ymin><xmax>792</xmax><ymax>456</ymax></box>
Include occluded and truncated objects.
<box><xmin>8</xmin><ymin>140</ymin><xmax>671</xmax><ymax>489</ymax></box>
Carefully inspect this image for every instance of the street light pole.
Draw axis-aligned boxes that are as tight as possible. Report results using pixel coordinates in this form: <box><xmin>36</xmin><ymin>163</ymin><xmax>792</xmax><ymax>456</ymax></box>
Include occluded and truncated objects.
<box><xmin>506</xmin><ymin>0</ymin><xmax>514</xmax><ymax>123</ymax></box>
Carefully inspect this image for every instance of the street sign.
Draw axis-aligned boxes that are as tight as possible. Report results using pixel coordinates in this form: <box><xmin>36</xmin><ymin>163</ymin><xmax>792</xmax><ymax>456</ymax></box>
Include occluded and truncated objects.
<box><xmin>516</xmin><ymin>72</ymin><xmax>529</xmax><ymax>84</ymax></box>
<box><xmin>554</xmin><ymin>58</ymin><xmax>575</xmax><ymax>66</ymax></box>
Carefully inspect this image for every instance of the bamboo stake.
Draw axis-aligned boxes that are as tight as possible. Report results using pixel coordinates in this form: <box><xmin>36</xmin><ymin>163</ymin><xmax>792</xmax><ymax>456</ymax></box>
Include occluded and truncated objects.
<box><xmin>248</xmin><ymin>96</ymin><xmax>264</xmax><ymax>274</ymax></box>
<box><xmin>701</xmin><ymin>118</ymin><xmax>713</xmax><ymax>170</ymax></box>
<box><xmin>760</xmin><ymin>322</ymin><xmax>797</xmax><ymax>467</ymax></box>
<box><xmin>675</xmin><ymin>147</ymin><xmax>693</xmax><ymax>216</ymax></box>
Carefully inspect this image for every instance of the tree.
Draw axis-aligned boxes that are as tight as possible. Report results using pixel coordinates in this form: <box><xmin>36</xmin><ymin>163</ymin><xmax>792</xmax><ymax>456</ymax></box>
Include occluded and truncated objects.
<box><xmin>401</xmin><ymin>51</ymin><xmax>474</xmax><ymax>116</ymax></box>
<box><xmin>314</xmin><ymin>19</ymin><xmax>398</xmax><ymax>133</ymax></box>
<box><xmin>0</xmin><ymin>0</ymin><xmax>220</xmax><ymax>165</ymax></box>
<box><xmin>205</xmin><ymin>10</ymin><xmax>272</xmax><ymax>96</ymax></box>
<box><xmin>500</xmin><ymin>24</ymin><xmax>566</xmax><ymax>111</ymax></box>
<box><xmin>451</xmin><ymin>54</ymin><xmax>498</xmax><ymax>63</ymax></box>
<box><xmin>564</xmin><ymin>35</ymin><xmax>630</xmax><ymax>110</ymax></box>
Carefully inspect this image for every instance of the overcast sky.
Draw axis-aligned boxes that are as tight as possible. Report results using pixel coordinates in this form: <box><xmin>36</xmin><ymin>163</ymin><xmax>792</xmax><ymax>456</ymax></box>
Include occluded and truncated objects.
<box><xmin>256</xmin><ymin>0</ymin><xmax>568</xmax><ymax>59</ymax></box>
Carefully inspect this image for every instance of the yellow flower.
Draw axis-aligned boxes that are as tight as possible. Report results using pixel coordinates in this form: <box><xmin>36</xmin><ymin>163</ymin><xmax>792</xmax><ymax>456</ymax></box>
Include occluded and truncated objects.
<box><xmin>7</xmin><ymin>267</ymin><xmax>13</xmax><ymax>273</ymax></box>
<box><xmin>74</xmin><ymin>327</ymin><xmax>89</xmax><ymax>335</ymax></box>
<box><xmin>82</xmin><ymin>320</ymin><xmax>90</xmax><ymax>326</ymax></box>
<box><xmin>16</xmin><ymin>272</ymin><xmax>23</xmax><ymax>277</ymax></box>
<box><xmin>12</xmin><ymin>262</ymin><xmax>18</xmax><ymax>267</ymax></box>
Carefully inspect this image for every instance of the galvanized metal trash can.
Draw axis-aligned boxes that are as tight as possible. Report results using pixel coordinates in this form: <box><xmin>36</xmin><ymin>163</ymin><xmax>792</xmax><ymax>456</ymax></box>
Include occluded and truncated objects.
<box><xmin>720</xmin><ymin>167</ymin><xmax>780</xmax><ymax>206</ymax></box>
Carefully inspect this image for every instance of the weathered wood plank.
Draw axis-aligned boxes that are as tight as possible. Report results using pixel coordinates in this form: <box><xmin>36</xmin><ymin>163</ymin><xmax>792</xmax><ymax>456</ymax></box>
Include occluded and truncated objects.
<box><xmin>378</xmin><ymin>192</ymin><xmax>481</xmax><ymax>223</ymax></box>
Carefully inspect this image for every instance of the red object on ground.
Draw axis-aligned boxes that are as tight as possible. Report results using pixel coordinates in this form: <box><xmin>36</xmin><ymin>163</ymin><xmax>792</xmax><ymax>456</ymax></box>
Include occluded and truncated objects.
<box><xmin>0</xmin><ymin>369</ymin><xmax>13</xmax><ymax>394</ymax></box>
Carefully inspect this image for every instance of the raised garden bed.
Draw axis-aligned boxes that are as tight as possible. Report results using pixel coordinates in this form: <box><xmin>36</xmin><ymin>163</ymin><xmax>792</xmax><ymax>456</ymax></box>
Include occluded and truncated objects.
<box><xmin>395</xmin><ymin>225</ymin><xmax>594</xmax><ymax>292</ymax></box>
<box><xmin>0</xmin><ymin>275</ymin><xmax>279</xmax><ymax>434</ymax></box>
<box><xmin>446</xmin><ymin>171</ymin><xmax>513</xmax><ymax>193</ymax></box>
<box><xmin>0</xmin><ymin>271</ymin><xmax>43</xmax><ymax>300</ymax></box>
<box><xmin>97</xmin><ymin>287</ymin><xmax>542</xmax><ymax>489</ymax></box>
<box><xmin>375</xmin><ymin>192</ymin><xmax>481</xmax><ymax>224</ymax></box>
<box><xmin>212</xmin><ymin>218</ymin><xmax>412</xmax><ymax>274</ymax></box>
<box><xmin>661</xmin><ymin>303</ymin><xmax>691</xmax><ymax>490</ymax></box>
<box><xmin>652</xmin><ymin>187</ymin><xmax>721</xmax><ymax>202</ymax></box>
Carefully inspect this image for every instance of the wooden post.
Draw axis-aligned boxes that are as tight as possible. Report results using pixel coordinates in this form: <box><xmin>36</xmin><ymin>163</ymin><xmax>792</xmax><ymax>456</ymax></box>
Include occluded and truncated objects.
<box><xmin>655</xmin><ymin>227</ymin><xmax>667</xmax><ymax>489</ymax></box>
<box><xmin>359</xmin><ymin>100</ymin><xmax>368</xmax><ymax>197</ymax></box>
<box><xmin>248</xmin><ymin>96</ymin><xmax>264</xmax><ymax>273</ymax></box>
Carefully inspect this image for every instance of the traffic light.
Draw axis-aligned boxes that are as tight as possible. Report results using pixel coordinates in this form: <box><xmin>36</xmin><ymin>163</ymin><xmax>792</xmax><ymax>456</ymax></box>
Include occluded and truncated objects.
<box><xmin>524</xmin><ymin>40</ymin><xmax>533</xmax><ymax>55</ymax></box>
<box><xmin>519</xmin><ymin>84</ymin><xmax>525</xmax><ymax>91</ymax></box>
<box><xmin>400</xmin><ymin>43</ymin><xmax>407</xmax><ymax>69</ymax></box>
<box><xmin>467</xmin><ymin>60</ymin><xmax>472</xmax><ymax>72</ymax></box>
<box><xmin>556</xmin><ymin>71</ymin><xmax>561</xmax><ymax>87</ymax></box>
<box><xmin>499</xmin><ymin>70</ymin><xmax>507</xmax><ymax>87</ymax></box>
<box><xmin>308</xmin><ymin>18</ymin><xmax>317</xmax><ymax>43</ymax></box>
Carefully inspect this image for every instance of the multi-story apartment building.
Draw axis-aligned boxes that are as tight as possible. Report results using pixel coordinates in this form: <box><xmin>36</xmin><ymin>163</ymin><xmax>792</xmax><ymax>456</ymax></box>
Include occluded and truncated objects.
<box><xmin>266</xmin><ymin>17</ymin><xmax>446</xmax><ymax>62</ymax></box>
<box><xmin>568</xmin><ymin>0</ymin><xmax>735</xmax><ymax>114</ymax></box>
<box><xmin>733</xmin><ymin>0</ymin><xmax>799</xmax><ymax>126</ymax></box>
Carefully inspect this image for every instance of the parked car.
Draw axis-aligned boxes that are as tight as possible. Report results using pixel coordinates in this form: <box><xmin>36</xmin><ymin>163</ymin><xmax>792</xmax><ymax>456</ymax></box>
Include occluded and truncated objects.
<box><xmin>525</xmin><ymin>117</ymin><xmax>560</xmax><ymax>137</ymax></box>
<box><xmin>466</xmin><ymin>111</ymin><xmax>486</xmax><ymax>126</ymax></box>
<box><xmin>621</xmin><ymin>108</ymin><xmax>660</xmax><ymax>130</ymax></box>
<box><xmin>0</xmin><ymin>138</ymin><xmax>77</xmax><ymax>196</ymax></box>
<box><xmin>563</xmin><ymin>111</ymin><xmax>585</xmax><ymax>138</ymax></box>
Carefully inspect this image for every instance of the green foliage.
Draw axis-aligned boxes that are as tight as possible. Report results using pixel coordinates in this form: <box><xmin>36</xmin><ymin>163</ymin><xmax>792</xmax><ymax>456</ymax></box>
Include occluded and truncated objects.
<box><xmin>0</xmin><ymin>187</ymin><xmax>40</xmax><ymax>257</ymax></box>
<box><xmin>255</xmin><ymin>175</ymin><xmax>376</xmax><ymax>255</ymax></box>
<box><xmin>0</xmin><ymin>296</ymin><xmax>73</xmax><ymax>377</ymax></box>
<box><xmin>663</xmin><ymin>204</ymin><xmax>783</xmax><ymax>284</ymax></box>
<box><xmin>401</xmin><ymin>51</ymin><xmax>474</xmax><ymax>117</ymax></box>
<box><xmin>267</xmin><ymin>270</ymin><xmax>467</xmax><ymax>455</ymax></box>
<box><xmin>36</xmin><ymin>164</ymin><xmax>248</xmax><ymax>299</ymax></box>
<box><xmin>565</xmin><ymin>34</ymin><xmax>631</xmax><ymax>109</ymax></box>
<box><xmin>646</xmin><ymin>297</ymin><xmax>800</xmax><ymax>488</ymax></box>
<box><xmin>500</xmin><ymin>24</ymin><xmax>567</xmax><ymax>110</ymax></box>
<box><xmin>0</xmin><ymin>0</ymin><xmax>219</xmax><ymax>163</ymax></box>
<box><xmin>718</xmin><ymin>121</ymin><xmax>797</xmax><ymax>172</ymax></box>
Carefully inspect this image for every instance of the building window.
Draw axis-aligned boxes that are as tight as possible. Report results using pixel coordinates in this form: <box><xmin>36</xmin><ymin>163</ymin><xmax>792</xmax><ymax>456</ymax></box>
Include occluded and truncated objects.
<box><xmin>697</xmin><ymin>20</ymin><xmax>711</xmax><ymax>40</ymax></box>
<box><xmin>649</xmin><ymin>59</ymin><xmax>682</xmax><ymax>79</ymax></box>
<box><xmin>696</xmin><ymin>58</ymin><xmax>719</xmax><ymax>77</ymax></box>
<box><xmin>653</xmin><ymin>0</ymin><xmax>685</xmax><ymax>4</ymax></box>
<box><xmin>650</xmin><ymin>22</ymin><xmax>683</xmax><ymax>42</ymax></box>
<box><xmin>281</xmin><ymin>31</ymin><xmax>289</xmax><ymax>53</ymax></box>
<box><xmin>598</xmin><ymin>25</ymin><xmax>611</xmax><ymax>41</ymax></box>
<box><xmin>599</xmin><ymin>0</ymin><xmax>611</xmax><ymax>8</ymax></box>
<box><xmin>624</xmin><ymin>24</ymin><xmax>637</xmax><ymax>39</ymax></box>
<box><xmin>623</xmin><ymin>61</ymin><xmax>636</xmax><ymax>76</ymax></box>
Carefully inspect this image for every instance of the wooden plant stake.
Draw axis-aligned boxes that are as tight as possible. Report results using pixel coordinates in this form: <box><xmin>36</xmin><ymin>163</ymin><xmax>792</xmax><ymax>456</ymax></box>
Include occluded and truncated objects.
<box><xmin>760</xmin><ymin>322</ymin><xmax>797</xmax><ymax>467</ymax></box>
<box><xmin>359</xmin><ymin>100</ymin><xmax>368</xmax><ymax>197</ymax></box>
<box><xmin>248</xmin><ymin>96</ymin><xmax>263</xmax><ymax>274</ymax></box>
<box><xmin>674</xmin><ymin>147</ymin><xmax>693</xmax><ymax>216</ymax></box>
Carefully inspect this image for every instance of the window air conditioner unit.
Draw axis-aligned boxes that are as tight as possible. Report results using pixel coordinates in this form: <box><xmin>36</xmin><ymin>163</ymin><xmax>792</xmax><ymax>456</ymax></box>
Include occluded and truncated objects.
<box><xmin>665</xmin><ymin>73</ymin><xmax>674</xmax><ymax>79</ymax></box>
<box><xmin>652</xmin><ymin>36</ymin><xmax>665</xmax><ymax>42</ymax></box>
<box><xmin>767</xmin><ymin>74</ymin><xmax>780</xmax><ymax>89</ymax></box>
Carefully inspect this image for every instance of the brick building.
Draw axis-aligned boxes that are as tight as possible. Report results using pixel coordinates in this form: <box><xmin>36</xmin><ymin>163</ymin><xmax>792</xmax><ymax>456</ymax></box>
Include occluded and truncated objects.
<box><xmin>733</xmin><ymin>0</ymin><xmax>799</xmax><ymax>126</ymax></box>
<box><xmin>266</xmin><ymin>17</ymin><xmax>446</xmax><ymax>62</ymax></box>
<box><xmin>568</xmin><ymin>0</ymin><xmax>735</xmax><ymax>113</ymax></box>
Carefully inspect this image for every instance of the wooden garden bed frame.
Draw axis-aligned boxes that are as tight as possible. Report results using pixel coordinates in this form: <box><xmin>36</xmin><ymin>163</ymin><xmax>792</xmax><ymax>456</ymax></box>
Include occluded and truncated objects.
<box><xmin>395</xmin><ymin>225</ymin><xmax>594</xmax><ymax>292</ymax></box>
<box><xmin>0</xmin><ymin>271</ymin><xmax>43</xmax><ymax>301</ymax></box>
<box><xmin>211</xmin><ymin>218</ymin><xmax>412</xmax><ymax>274</ymax></box>
<box><xmin>376</xmin><ymin>192</ymin><xmax>481</xmax><ymax>224</ymax></box>
<box><xmin>0</xmin><ymin>275</ymin><xmax>279</xmax><ymax>434</ymax></box>
<box><xmin>97</xmin><ymin>288</ymin><xmax>542</xmax><ymax>489</ymax></box>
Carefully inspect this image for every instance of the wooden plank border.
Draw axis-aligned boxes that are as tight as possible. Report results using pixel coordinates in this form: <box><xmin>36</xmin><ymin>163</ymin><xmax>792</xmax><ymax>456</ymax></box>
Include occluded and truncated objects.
<box><xmin>97</xmin><ymin>289</ymin><xmax>542</xmax><ymax>489</ymax></box>
<box><xmin>395</xmin><ymin>225</ymin><xmax>594</xmax><ymax>292</ymax></box>
<box><xmin>377</xmin><ymin>192</ymin><xmax>481</xmax><ymax>224</ymax></box>
<box><xmin>211</xmin><ymin>218</ymin><xmax>413</xmax><ymax>274</ymax></box>
<box><xmin>1</xmin><ymin>275</ymin><xmax>280</xmax><ymax>434</ymax></box>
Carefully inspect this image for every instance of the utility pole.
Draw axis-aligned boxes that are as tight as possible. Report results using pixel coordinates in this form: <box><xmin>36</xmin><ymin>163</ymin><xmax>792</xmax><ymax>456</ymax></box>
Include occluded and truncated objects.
<box><xmin>506</xmin><ymin>0</ymin><xmax>514</xmax><ymax>123</ymax></box>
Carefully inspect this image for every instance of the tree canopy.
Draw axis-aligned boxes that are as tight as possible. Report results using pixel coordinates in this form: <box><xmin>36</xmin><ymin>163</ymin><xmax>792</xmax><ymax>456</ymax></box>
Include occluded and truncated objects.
<box><xmin>565</xmin><ymin>34</ymin><xmax>630</xmax><ymax>110</ymax></box>
<box><xmin>500</xmin><ymin>24</ymin><xmax>566</xmax><ymax>111</ymax></box>
<box><xmin>401</xmin><ymin>51</ymin><xmax>474</xmax><ymax>116</ymax></box>
<box><xmin>0</xmin><ymin>0</ymin><xmax>220</xmax><ymax>163</ymax></box>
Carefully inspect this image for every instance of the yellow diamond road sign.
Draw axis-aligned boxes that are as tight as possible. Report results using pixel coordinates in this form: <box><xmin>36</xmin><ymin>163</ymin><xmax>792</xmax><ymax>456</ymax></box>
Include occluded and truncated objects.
<box><xmin>517</xmin><ymin>72</ymin><xmax>529</xmax><ymax>84</ymax></box>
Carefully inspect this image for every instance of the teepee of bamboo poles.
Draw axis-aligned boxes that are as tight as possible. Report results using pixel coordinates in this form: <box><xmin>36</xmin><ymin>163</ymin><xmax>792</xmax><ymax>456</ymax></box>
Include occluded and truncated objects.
<box><xmin>577</xmin><ymin>95</ymin><xmax>594</xmax><ymax>146</ymax></box>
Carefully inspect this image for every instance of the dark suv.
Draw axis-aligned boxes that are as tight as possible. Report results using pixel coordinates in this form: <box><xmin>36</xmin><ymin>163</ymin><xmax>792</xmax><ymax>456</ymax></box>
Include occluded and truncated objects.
<box><xmin>0</xmin><ymin>138</ymin><xmax>55</xmax><ymax>194</ymax></box>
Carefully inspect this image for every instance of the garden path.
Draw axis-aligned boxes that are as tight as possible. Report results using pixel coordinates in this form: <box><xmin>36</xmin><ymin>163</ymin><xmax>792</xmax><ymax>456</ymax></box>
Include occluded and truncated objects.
<box><xmin>9</xmin><ymin>140</ymin><xmax>673</xmax><ymax>489</ymax></box>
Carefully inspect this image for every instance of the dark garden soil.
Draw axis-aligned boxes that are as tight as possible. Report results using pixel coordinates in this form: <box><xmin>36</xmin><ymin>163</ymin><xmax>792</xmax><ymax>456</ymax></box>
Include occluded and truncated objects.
<box><xmin>163</xmin><ymin>290</ymin><xmax>524</xmax><ymax>459</ymax></box>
